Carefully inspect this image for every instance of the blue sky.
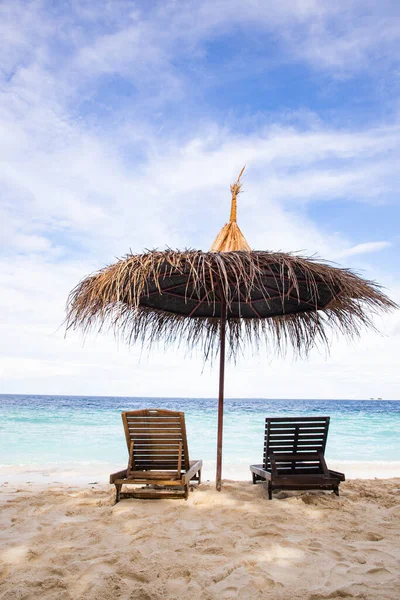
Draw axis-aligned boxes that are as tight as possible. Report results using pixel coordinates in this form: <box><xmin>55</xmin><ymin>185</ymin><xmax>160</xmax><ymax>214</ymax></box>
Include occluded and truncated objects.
<box><xmin>1</xmin><ymin>0</ymin><xmax>399</xmax><ymax>398</ymax></box>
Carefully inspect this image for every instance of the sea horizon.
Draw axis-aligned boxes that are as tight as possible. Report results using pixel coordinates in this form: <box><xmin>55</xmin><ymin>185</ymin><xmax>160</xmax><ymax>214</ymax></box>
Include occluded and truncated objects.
<box><xmin>1</xmin><ymin>393</ymin><xmax>398</xmax><ymax>401</ymax></box>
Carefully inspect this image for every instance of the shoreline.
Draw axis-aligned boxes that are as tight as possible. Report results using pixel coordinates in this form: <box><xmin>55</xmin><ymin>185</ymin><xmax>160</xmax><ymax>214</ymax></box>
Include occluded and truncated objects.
<box><xmin>1</xmin><ymin>460</ymin><xmax>400</xmax><ymax>486</ymax></box>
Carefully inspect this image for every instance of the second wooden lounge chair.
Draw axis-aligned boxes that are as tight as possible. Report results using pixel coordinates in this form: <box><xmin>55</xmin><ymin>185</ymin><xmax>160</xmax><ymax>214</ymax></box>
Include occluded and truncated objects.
<box><xmin>110</xmin><ymin>408</ymin><xmax>202</xmax><ymax>502</ymax></box>
<box><xmin>250</xmin><ymin>416</ymin><xmax>345</xmax><ymax>499</ymax></box>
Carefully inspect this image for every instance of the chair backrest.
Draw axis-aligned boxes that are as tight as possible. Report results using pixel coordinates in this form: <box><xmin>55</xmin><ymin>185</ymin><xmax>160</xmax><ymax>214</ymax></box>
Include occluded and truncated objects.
<box><xmin>121</xmin><ymin>409</ymin><xmax>190</xmax><ymax>472</ymax></box>
<box><xmin>263</xmin><ymin>416</ymin><xmax>330</xmax><ymax>472</ymax></box>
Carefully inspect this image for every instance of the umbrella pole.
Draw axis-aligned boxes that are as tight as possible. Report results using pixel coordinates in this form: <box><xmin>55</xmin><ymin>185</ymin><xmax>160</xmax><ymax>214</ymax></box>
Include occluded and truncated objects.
<box><xmin>216</xmin><ymin>296</ymin><xmax>227</xmax><ymax>491</ymax></box>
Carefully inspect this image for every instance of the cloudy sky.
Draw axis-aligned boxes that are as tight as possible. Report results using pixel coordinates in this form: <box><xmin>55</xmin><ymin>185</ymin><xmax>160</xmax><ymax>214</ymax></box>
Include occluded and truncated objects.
<box><xmin>1</xmin><ymin>0</ymin><xmax>399</xmax><ymax>399</ymax></box>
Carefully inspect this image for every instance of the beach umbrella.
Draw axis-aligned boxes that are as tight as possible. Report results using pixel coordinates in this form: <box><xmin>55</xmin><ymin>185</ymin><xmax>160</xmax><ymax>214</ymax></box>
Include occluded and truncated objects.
<box><xmin>66</xmin><ymin>168</ymin><xmax>396</xmax><ymax>491</ymax></box>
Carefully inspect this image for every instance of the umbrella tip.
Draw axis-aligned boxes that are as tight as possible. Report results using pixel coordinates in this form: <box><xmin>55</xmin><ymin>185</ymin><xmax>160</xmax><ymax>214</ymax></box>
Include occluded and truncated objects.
<box><xmin>229</xmin><ymin>166</ymin><xmax>246</xmax><ymax>222</ymax></box>
<box><xmin>210</xmin><ymin>166</ymin><xmax>251</xmax><ymax>252</ymax></box>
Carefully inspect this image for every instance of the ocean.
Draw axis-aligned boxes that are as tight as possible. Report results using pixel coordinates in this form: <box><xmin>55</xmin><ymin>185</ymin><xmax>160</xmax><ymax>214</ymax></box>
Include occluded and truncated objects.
<box><xmin>1</xmin><ymin>395</ymin><xmax>399</xmax><ymax>484</ymax></box>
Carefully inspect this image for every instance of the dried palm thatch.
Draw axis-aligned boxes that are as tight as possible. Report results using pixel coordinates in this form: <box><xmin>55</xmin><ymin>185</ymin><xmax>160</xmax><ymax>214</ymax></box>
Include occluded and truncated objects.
<box><xmin>66</xmin><ymin>168</ymin><xmax>396</xmax><ymax>362</ymax></box>
<box><xmin>66</xmin><ymin>247</ymin><xmax>396</xmax><ymax>362</ymax></box>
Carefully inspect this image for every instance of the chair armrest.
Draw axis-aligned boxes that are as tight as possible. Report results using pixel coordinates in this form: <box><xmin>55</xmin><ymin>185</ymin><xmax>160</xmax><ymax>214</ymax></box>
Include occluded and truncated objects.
<box><xmin>183</xmin><ymin>460</ymin><xmax>203</xmax><ymax>484</ymax></box>
<box><xmin>269</xmin><ymin>453</ymin><xmax>279</xmax><ymax>477</ymax></box>
<box><xmin>127</xmin><ymin>441</ymin><xmax>134</xmax><ymax>477</ymax></box>
<box><xmin>318</xmin><ymin>451</ymin><xmax>330</xmax><ymax>477</ymax></box>
<box><xmin>110</xmin><ymin>469</ymin><xmax>127</xmax><ymax>483</ymax></box>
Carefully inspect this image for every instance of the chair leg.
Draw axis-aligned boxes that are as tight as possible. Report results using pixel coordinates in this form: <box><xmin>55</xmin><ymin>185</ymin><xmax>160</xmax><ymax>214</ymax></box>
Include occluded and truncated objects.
<box><xmin>252</xmin><ymin>473</ymin><xmax>257</xmax><ymax>484</ymax></box>
<box><xmin>115</xmin><ymin>484</ymin><xmax>122</xmax><ymax>504</ymax></box>
<box><xmin>267</xmin><ymin>482</ymin><xmax>273</xmax><ymax>500</ymax></box>
<box><xmin>184</xmin><ymin>483</ymin><xmax>190</xmax><ymax>500</ymax></box>
<box><xmin>198</xmin><ymin>469</ymin><xmax>201</xmax><ymax>485</ymax></box>
<box><xmin>333</xmin><ymin>485</ymin><xmax>339</xmax><ymax>497</ymax></box>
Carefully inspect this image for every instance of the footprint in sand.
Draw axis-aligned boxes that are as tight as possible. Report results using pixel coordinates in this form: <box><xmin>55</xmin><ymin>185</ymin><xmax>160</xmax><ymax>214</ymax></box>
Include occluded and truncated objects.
<box><xmin>115</xmin><ymin>567</ymin><xmax>151</xmax><ymax>584</ymax></box>
<box><xmin>365</xmin><ymin>566</ymin><xmax>392</xmax><ymax>579</ymax></box>
<box><xmin>365</xmin><ymin>532</ymin><xmax>384</xmax><ymax>541</ymax></box>
<box><xmin>342</xmin><ymin>529</ymin><xmax>383</xmax><ymax>542</ymax></box>
<box><xmin>74</xmin><ymin>570</ymin><xmax>128</xmax><ymax>600</ymax></box>
<box><xmin>200</xmin><ymin>546</ymin><xmax>225</xmax><ymax>555</ymax></box>
<box><xmin>165</xmin><ymin>578</ymin><xmax>189</xmax><ymax>596</ymax></box>
<box><xmin>308</xmin><ymin>541</ymin><xmax>343</xmax><ymax>559</ymax></box>
<box><xmin>309</xmin><ymin>591</ymin><xmax>356</xmax><ymax>599</ymax></box>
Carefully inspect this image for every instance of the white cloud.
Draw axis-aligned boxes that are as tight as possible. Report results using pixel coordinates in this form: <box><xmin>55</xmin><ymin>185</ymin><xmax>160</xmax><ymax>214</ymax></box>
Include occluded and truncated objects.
<box><xmin>336</xmin><ymin>241</ymin><xmax>392</xmax><ymax>259</ymax></box>
<box><xmin>3</xmin><ymin>1</ymin><xmax>400</xmax><ymax>104</ymax></box>
<box><xmin>64</xmin><ymin>0</ymin><xmax>400</xmax><ymax>89</ymax></box>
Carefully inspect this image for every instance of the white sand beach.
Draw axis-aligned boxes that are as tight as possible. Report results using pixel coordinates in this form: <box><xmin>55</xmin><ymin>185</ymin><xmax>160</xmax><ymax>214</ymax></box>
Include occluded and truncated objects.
<box><xmin>1</xmin><ymin>478</ymin><xmax>399</xmax><ymax>600</ymax></box>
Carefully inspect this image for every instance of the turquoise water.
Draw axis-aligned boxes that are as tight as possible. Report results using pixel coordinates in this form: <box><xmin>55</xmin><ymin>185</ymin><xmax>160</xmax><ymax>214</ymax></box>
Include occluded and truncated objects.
<box><xmin>1</xmin><ymin>395</ymin><xmax>399</xmax><ymax>482</ymax></box>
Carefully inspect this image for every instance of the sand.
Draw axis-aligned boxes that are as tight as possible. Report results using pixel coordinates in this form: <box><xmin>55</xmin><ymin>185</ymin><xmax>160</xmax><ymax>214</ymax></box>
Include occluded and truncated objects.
<box><xmin>0</xmin><ymin>479</ymin><xmax>399</xmax><ymax>600</ymax></box>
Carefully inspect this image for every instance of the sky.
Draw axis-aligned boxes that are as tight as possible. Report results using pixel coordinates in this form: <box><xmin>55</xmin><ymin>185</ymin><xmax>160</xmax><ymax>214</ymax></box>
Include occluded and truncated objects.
<box><xmin>1</xmin><ymin>0</ymin><xmax>400</xmax><ymax>400</ymax></box>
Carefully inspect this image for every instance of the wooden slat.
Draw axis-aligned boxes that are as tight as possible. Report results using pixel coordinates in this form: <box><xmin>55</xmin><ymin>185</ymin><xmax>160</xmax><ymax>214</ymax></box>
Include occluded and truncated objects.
<box><xmin>275</xmin><ymin>467</ymin><xmax>322</xmax><ymax>472</ymax></box>
<box><xmin>119</xmin><ymin>490</ymin><xmax>186</xmax><ymax>499</ymax></box>
<box><xmin>132</xmin><ymin>438</ymin><xmax>183</xmax><ymax>442</ymax></box>
<box><xmin>274</xmin><ymin>464</ymin><xmax>321</xmax><ymax>469</ymax></box>
<box><xmin>265</xmin><ymin>443</ymin><xmax>324</xmax><ymax>447</ymax></box>
<box><xmin>134</xmin><ymin>460</ymin><xmax>183</xmax><ymax>464</ymax></box>
<box><xmin>132</xmin><ymin>443</ymin><xmax>183</xmax><ymax>448</ymax></box>
<box><xmin>126</xmin><ymin>420</ymin><xmax>182</xmax><ymax>426</ymax></box>
<box><xmin>135</xmin><ymin>459</ymin><xmax>183</xmax><ymax>471</ymax></box>
<box><xmin>127</xmin><ymin>429</ymin><xmax>182</xmax><ymax>432</ymax></box>
<box><xmin>127</xmin><ymin>434</ymin><xmax>184</xmax><ymax>439</ymax></box>
<box><xmin>266</xmin><ymin>461</ymin><xmax>321</xmax><ymax>466</ymax></box>
<box><xmin>134</xmin><ymin>462</ymin><xmax>172</xmax><ymax>467</ymax></box>
<box><xmin>266</xmin><ymin>427</ymin><xmax>326</xmax><ymax>434</ymax></box>
<box><xmin>128</xmin><ymin>426</ymin><xmax>183</xmax><ymax>431</ymax></box>
<box><xmin>124</xmin><ymin>470</ymin><xmax>182</xmax><ymax>479</ymax></box>
<box><xmin>134</xmin><ymin>458</ymin><xmax>186</xmax><ymax>463</ymax></box>
<box><xmin>133</xmin><ymin>449</ymin><xmax>185</xmax><ymax>456</ymax></box>
<box><xmin>266</xmin><ymin>416</ymin><xmax>329</xmax><ymax>423</ymax></box>
<box><xmin>126</xmin><ymin>415</ymin><xmax>182</xmax><ymax>420</ymax></box>
<box><xmin>132</xmin><ymin>441</ymin><xmax>183</xmax><ymax>446</ymax></box>
<box><xmin>267</xmin><ymin>435</ymin><xmax>297</xmax><ymax>441</ymax></box>
<box><xmin>127</xmin><ymin>418</ymin><xmax>180</xmax><ymax>427</ymax></box>
<box><xmin>133</xmin><ymin>464</ymin><xmax>182</xmax><ymax>469</ymax></box>
<box><xmin>128</xmin><ymin>432</ymin><xmax>183</xmax><ymax>436</ymax></box>
<box><xmin>133</xmin><ymin>445</ymin><xmax>183</xmax><ymax>450</ymax></box>
<box><xmin>267</xmin><ymin>441</ymin><xmax>323</xmax><ymax>446</ymax></box>
<box><xmin>265</xmin><ymin>445</ymin><xmax>326</xmax><ymax>451</ymax></box>
<box><xmin>275</xmin><ymin>463</ymin><xmax>322</xmax><ymax>467</ymax></box>
<box><xmin>268</xmin><ymin>462</ymin><xmax>321</xmax><ymax>468</ymax></box>
<box><xmin>134</xmin><ymin>459</ymin><xmax>183</xmax><ymax>464</ymax></box>
<box><xmin>268</xmin><ymin>433</ymin><xmax>325</xmax><ymax>440</ymax></box>
<box><xmin>133</xmin><ymin>465</ymin><xmax>182</xmax><ymax>469</ymax></box>
<box><xmin>264</xmin><ymin>436</ymin><xmax>325</xmax><ymax>444</ymax></box>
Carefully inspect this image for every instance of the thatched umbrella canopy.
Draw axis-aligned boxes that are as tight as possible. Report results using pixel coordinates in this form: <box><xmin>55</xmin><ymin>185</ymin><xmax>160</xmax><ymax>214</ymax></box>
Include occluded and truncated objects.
<box><xmin>66</xmin><ymin>168</ymin><xmax>397</xmax><ymax>490</ymax></box>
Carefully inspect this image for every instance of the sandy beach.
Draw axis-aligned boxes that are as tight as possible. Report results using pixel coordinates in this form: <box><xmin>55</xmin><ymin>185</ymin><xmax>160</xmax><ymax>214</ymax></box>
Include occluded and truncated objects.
<box><xmin>1</xmin><ymin>479</ymin><xmax>399</xmax><ymax>600</ymax></box>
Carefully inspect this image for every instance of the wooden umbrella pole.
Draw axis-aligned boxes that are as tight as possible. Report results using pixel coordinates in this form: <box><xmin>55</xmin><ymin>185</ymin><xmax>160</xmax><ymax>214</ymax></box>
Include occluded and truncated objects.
<box><xmin>216</xmin><ymin>295</ymin><xmax>227</xmax><ymax>491</ymax></box>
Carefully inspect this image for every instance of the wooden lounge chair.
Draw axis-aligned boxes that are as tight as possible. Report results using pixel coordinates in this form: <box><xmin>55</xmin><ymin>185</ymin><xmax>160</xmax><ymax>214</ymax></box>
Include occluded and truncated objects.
<box><xmin>250</xmin><ymin>416</ymin><xmax>345</xmax><ymax>499</ymax></box>
<box><xmin>110</xmin><ymin>409</ymin><xmax>202</xmax><ymax>502</ymax></box>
